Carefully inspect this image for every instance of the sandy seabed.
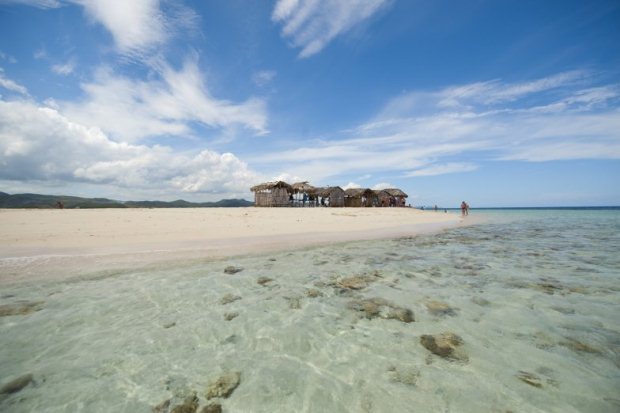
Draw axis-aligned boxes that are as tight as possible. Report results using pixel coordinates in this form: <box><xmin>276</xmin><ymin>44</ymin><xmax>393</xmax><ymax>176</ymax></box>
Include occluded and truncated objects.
<box><xmin>0</xmin><ymin>207</ymin><xmax>462</xmax><ymax>285</ymax></box>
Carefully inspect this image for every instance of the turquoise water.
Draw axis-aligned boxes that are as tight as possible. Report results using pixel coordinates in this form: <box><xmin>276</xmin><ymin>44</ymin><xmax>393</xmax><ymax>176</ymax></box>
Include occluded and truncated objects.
<box><xmin>1</xmin><ymin>209</ymin><xmax>619</xmax><ymax>412</ymax></box>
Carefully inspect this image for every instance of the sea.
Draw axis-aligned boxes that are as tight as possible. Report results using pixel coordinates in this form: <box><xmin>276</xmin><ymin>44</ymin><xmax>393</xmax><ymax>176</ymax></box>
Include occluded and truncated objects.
<box><xmin>1</xmin><ymin>208</ymin><xmax>619</xmax><ymax>412</ymax></box>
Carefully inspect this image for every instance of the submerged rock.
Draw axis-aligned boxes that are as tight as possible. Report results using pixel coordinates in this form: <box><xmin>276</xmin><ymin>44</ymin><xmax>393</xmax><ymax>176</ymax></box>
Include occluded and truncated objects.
<box><xmin>153</xmin><ymin>399</ymin><xmax>171</xmax><ymax>412</ymax></box>
<box><xmin>347</xmin><ymin>298</ymin><xmax>387</xmax><ymax>319</ymax></box>
<box><xmin>0</xmin><ymin>373</ymin><xmax>33</xmax><ymax>394</ymax></box>
<box><xmin>516</xmin><ymin>371</ymin><xmax>543</xmax><ymax>388</ymax></box>
<box><xmin>471</xmin><ymin>296</ymin><xmax>490</xmax><ymax>306</ymax></box>
<box><xmin>559</xmin><ymin>339</ymin><xmax>600</xmax><ymax>354</ymax></box>
<box><xmin>305</xmin><ymin>288</ymin><xmax>323</xmax><ymax>298</ymax></box>
<box><xmin>0</xmin><ymin>301</ymin><xmax>44</xmax><ymax>317</ymax></box>
<box><xmin>163</xmin><ymin>322</ymin><xmax>177</xmax><ymax>329</ymax></box>
<box><xmin>533</xmin><ymin>282</ymin><xmax>563</xmax><ymax>295</ymax></box>
<box><xmin>334</xmin><ymin>271</ymin><xmax>382</xmax><ymax>291</ymax></box>
<box><xmin>200</xmin><ymin>403</ymin><xmax>222</xmax><ymax>413</ymax></box>
<box><xmin>170</xmin><ymin>393</ymin><xmax>199</xmax><ymax>413</ymax></box>
<box><xmin>387</xmin><ymin>366</ymin><xmax>419</xmax><ymax>386</ymax></box>
<box><xmin>287</xmin><ymin>297</ymin><xmax>301</xmax><ymax>309</ymax></box>
<box><xmin>223</xmin><ymin>312</ymin><xmax>239</xmax><ymax>321</ymax></box>
<box><xmin>223</xmin><ymin>266</ymin><xmax>243</xmax><ymax>275</ymax></box>
<box><xmin>425</xmin><ymin>300</ymin><xmax>457</xmax><ymax>316</ymax></box>
<box><xmin>337</xmin><ymin>276</ymin><xmax>370</xmax><ymax>290</ymax></box>
<box><xmin>219</xmin><ymin>294</ymin><xmax>241</xmax><ymax>305</ymax></box>
<box><xmin>257</xmin><ymin>276</ymin><xmax>274</xmax><ymax>286</ymax></box>
<box><xmin>386</xmin><ymin>307</ymin><xmax>415</xmax><ymax>323</ymax></box>
<box><xmin>206</xmin><ymin>372</ymin><xmax>240</xmax><ymax>399</ymax></box>
<box><xmin>420</xmin><ymin>333</ymin><xmax>467</xmax><ymax>361</ymax></box>
<box><xmin>347</xmin><ymin>297</ymin><xmax>414</xmax><ymax>323</ymax></box>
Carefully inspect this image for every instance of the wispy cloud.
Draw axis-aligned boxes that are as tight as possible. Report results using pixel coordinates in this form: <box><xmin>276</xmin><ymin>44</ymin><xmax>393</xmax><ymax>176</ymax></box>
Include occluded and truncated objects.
<box><xmin>51</xmin><ymin>58</ymin><xmax>76</xmax><ymax>75</ymax></box>
<box><xmin>0</xmin><ymin>68</ymin><xmax>28</xmax><ymax>95</ymax></box>
<box><xmin>272</xmin><ymin>0</ymin><xmax>391</xmax><ymax>58</ymax></box>
<box><xmin>252</xmin><ymin>70</ymin><xmax>276</xmax><ymax>87</ymax></box>
<box><xmin>11</xmin><ymin>0</ymin><xmax>198</xmax><ymax>59</ymax></box>
<box><xmin>0</xmin><ymin>0</ymin><xmax>61</xmax><ymax>8</ymax></box>
<box><xmin>251</xmin><ymin>72</ymin><xmax>620</xmax><ymax>183</ymax></box>
<box><xmin>62</xmin><ymin>58</ymin><xmax>268</xmax><ymax>142</ymax></box>
<box><xmin>0</xmin><ymin>51</ymin><xmax>17</xmax><ymax>64</ymax></box>
<box><xmin>405</xmin><ymin>163</ymin><xmax>478</xmax><ymax>177</ymax></box>
<box><xmin>73</xmin><ymin>0</ymin><xmax>168</xmax><ymax>57</ymax></box>
<box><xmin>33</xmin><ymin>48</ymin><xmax>47</xmax><ymax>60</ymax></box>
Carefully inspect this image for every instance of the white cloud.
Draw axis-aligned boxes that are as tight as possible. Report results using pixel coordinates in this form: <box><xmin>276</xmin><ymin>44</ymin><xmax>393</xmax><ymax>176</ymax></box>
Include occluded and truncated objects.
<box><xmin>272</xmin><ymin>0</ymin><xmax>391</xmax><ymax>58</ymax></box>
<box><xmin>0</xmin><ymin>100</ymin><xmax>261</xmax><ymax>198</ymax></box>
<box><xmin>0</xmin><ymin>0</ymin><xmax>61</xmax><ymax>8</ymax></box>
<box><xmin>0</xmin><ymin>68</ymin><xmax>28</xmax><ymax>95</ymax></box>
<box><xmin>405</xmin><ymin>163</ymin><xmax>478</xmax><ymax>177</ymax></box>
<box><xmin>51</xmin><ymin>59</ymin><xmax>76</xmax><ymax>75</ymax></box>
<box><xmin>342</xmin><ymin>182</ymin><xmax>361</xmax><ymax>190</ymax></box>
<box><xmin>71</xmin><ymin>0</ymin><xmax>168</xmax><ymax>57</ymax></box>
<box><xmin>7</xmin><ymin>0</ymin><xmax>197</xmax><ymax>58</ymax></box>
<box><xmin>252</xmin><ymin>70</ymin><xmax>277</xmax><ymax>87</ymax></box>
<box><xmin>371</xmin><ymin>182</ymin><xmax>392</xmax><ymax>190</ymax></box>
<box><xmin>271</xmin><ymin>172</ymin><xmax>304</xmax><ymax>184</ymax></box>
<box><xmin>250</xmin><ymin>72</ymin><xmax>620</xmax><ymax>182</ymax></box>
<box><xmin>437</xmin><ymin>71</ymin><xmax>588</xmax><ymax>108</ymax></box>
<box><xmin>62</xmin><ymin>59</ymin><xmax>267</xmax><ymax>142</ymax></box>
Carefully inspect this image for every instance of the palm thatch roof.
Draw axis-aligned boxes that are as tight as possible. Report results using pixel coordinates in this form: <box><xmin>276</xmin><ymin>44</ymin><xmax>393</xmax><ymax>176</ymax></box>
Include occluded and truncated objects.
<box><xmin>344</xmin><ymin>188</ymin><xmax>373</xmax><ymax>197</ymax></box>
<box><xmin>373</xmin><ymin>189</ymin><xmax>391</xmax><ymax>198</ymax></box>
<box><xmin>315</xmin><ymin>186</ymin><xmax>344</xmax><ymax>197</ymax></box>
<box><xmin>250</xmin><ymin>181</ymin><xmax>293</xmax><ymax>192</ymax></box>
<box><xmin>384</xmin><ymin>188</ymin><xmax>408</xmax><ymax>198</ymax></box>
<box><xmin>291</xmin><ymin>181</ymin><xmax>317</xmax><ymax>194</ymax></box>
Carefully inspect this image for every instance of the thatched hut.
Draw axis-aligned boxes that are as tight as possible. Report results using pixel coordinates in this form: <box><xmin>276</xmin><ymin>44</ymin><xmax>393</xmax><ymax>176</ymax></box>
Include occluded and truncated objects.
<box><xmin>373</xmin><ymin>190</ymin><xmax>392</xmax><ymax>207</ymax></box>
<box><xmin>291</xmin><ymin>181</ymin><xmax>317</xmax><ymax>206</ymax></box>
<box><xmin>315</xmin><ymin>186</ymin><xmax>345</xmax><ymax>207</ymax></box>
<box><xmin>384</xmin><ymin>188</ymin><xmax>408</xmax><ymax>207</ymax></box>
<box><xmin>250</xmin><ymin>181</ymin><xmax>293</xmax><ymax>207</ymax></box>
<box><xmin>344</xmin><ymin>188</ymin><xmax>374</xmax><ymax>207</ymax></box>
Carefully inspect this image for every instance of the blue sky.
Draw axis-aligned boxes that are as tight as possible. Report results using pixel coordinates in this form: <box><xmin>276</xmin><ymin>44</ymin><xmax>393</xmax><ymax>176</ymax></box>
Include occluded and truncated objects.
<box><xmin>1</xmin><ymin>0</ymin><xmax>619</xmax><ymax>207</ymax></box>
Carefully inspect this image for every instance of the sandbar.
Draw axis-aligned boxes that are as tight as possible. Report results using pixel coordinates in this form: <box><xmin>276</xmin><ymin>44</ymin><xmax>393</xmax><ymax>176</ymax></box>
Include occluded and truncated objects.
<box><xmin>0</xmin><ymin>207</ymin><xmax>462</xmax><ymax>285</ymax></box>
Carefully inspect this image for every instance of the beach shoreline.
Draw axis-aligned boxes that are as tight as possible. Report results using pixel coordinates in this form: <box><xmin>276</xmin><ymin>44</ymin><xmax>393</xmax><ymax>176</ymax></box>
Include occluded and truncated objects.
<box><xmin>0</xmin><ymin>207</ymin><xmax>466</xmax><ymax>285</ymax></box>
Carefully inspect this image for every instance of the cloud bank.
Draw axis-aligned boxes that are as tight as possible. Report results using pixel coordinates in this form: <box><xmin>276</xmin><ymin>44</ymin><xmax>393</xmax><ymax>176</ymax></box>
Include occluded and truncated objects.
<box><xmin>0</xmin><ymin>100</ymin><xmax>261</xmax><ymax>198</ymax></box>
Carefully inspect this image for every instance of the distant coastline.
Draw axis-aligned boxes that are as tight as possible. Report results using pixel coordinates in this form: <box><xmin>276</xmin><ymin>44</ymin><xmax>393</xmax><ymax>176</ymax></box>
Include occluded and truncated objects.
<box><xmin>0</xmin><ymin>191</ymin><xmax>253</xmax><ymax>209</ymax></box>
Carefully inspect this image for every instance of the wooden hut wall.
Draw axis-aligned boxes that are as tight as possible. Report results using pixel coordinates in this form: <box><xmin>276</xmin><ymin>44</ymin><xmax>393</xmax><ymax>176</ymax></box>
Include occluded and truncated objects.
<box><xmin>374</xmin><ymin>191</ymin><xmax>391</xmax><ymax>207</ymax></box>
<box><xmin>329</xmin><ymin>189</ymin><xmax>345</xmax><ymax>207</ymax></box>
<box><xmin>344</xmin><ymin>196</ymin><xmax>361</xmax><ymax>207</ymax></box>
<box><xmin>254</xmin><ymin>187</ymin><xmax>290</xmax><ymax>207</ymax></box>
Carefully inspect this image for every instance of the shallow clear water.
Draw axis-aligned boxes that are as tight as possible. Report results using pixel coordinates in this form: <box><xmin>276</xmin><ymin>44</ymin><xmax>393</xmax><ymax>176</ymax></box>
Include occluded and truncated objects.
<box><xmin>1</xmin><ymin>209</ymin><xmax>619</xmax><ymax>412</ymax></box>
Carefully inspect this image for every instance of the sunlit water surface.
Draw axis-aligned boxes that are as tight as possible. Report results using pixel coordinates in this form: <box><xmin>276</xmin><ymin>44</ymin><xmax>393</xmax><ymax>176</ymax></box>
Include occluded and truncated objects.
<box><xmin>1</xmin><ymin>209</ymin><xmax>619</xmax><ymax>412</ymax></box>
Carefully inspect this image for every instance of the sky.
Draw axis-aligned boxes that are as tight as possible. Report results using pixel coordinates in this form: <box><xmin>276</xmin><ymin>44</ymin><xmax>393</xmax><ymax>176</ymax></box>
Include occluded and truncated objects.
<box><xmin>0</xmin><ymin>0</ymin><xmax>619</xmax><ymax>207</ymax></box>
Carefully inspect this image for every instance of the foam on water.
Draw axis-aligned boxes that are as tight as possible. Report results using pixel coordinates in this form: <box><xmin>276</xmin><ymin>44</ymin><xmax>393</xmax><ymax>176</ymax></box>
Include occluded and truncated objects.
<box><xmin>1</xmin><ymin>209</ymin><xmax>619</xmax><ymax>412</ymax></box>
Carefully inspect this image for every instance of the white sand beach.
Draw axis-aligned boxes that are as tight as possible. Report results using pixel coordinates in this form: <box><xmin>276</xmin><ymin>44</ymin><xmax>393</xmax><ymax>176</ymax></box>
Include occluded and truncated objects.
<box><xmin>0</xmin><ymin>207</ymin><xmax>461</xmax><ymax>284</ymax></box>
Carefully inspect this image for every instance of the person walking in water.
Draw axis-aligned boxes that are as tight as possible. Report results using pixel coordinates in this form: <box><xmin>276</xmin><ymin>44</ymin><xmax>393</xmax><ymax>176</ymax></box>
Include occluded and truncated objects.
<box><xmin>461</xmin><ymin>201</ymin><xmax>468</xmax><ymax>216</ymax></box>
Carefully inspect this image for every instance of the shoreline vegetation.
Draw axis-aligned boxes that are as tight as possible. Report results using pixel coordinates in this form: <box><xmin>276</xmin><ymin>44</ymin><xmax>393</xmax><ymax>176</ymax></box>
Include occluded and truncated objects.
<box><xmin>0</xmin><ymin>191</ymin><xmax>254</xmax><ymax>209</ymax></box>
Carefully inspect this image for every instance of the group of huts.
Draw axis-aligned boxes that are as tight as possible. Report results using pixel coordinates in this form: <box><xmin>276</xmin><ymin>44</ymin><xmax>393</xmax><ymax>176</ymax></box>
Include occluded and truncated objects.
<box><xmin>250</xmin><ymin>181</ymin><xmax>408</xmax><ymax>208</ymax></box>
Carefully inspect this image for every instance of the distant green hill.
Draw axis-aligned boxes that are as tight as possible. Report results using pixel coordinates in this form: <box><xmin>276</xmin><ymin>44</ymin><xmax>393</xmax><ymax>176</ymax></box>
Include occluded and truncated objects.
<box><xmin>0</xmin><ymin>192</ymin><xmax>254</xmax><ymax>208</ymax></box>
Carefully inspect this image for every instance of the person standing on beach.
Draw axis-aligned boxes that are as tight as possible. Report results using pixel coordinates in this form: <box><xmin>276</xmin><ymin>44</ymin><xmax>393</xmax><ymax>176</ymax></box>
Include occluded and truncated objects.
<box><xmin>461</xmin><ymin>201</ymin><xmax>467</xmax><ymax>216</ymax></box>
